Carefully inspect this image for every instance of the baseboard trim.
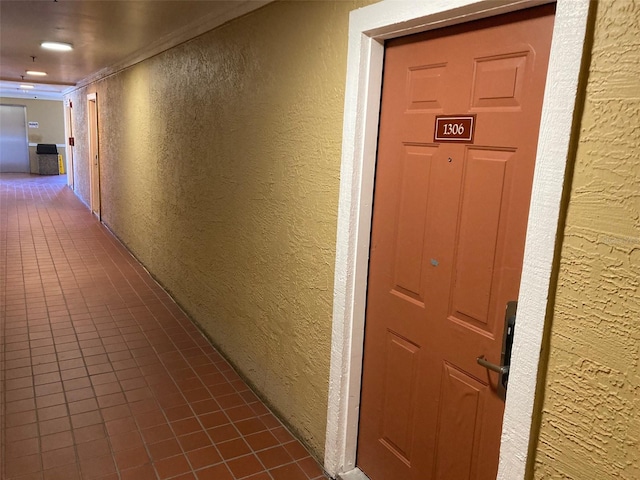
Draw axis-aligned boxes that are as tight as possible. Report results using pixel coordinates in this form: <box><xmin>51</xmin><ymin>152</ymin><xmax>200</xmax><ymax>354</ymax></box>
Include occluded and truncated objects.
<box><xmin>336</xmin><ymin>468</ymin><xmax>370</xmax><ymax>480</ymax></box>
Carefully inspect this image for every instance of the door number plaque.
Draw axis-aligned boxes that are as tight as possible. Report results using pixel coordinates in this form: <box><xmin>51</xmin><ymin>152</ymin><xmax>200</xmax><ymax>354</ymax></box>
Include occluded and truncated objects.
<box><xmin>434</xmin><ymin>115</ymin><xmax>476</xmax><ymax>143</ymax></box>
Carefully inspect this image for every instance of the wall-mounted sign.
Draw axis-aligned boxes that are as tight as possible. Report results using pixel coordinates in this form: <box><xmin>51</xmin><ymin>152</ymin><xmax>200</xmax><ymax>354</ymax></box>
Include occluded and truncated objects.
<box><xmin>28</xmin><ymin>121</ymin><xmax>39</xmax><ymax>129</ymax></box>
<box><xmin>434</xmin><ymin>115</ymin><xmax>476</xmax><ymax>143</ymax></box>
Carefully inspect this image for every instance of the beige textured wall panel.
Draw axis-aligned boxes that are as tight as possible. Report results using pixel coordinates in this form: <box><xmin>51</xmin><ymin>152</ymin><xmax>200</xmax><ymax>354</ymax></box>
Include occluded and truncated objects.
<box><xmin>534</xmin><ymin>1</ymin><xmax>640</xmax><ymax>479</ymax></box>
<box><xmin>64</xmin><ymin>0</ymin><xmax>374</xmax><ymax>457</ymax></box>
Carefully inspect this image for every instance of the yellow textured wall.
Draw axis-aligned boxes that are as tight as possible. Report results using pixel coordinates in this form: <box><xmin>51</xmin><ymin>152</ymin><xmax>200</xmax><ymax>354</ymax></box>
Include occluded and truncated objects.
<box><xmin>534</xmin><ymin>1</ymin><xmax>640</xmax><ymax>478</ymax></box>
<box><xmin>65</xmin><ymin>0</ymin><xmax>373</xmax><ymax>457</ymax></box>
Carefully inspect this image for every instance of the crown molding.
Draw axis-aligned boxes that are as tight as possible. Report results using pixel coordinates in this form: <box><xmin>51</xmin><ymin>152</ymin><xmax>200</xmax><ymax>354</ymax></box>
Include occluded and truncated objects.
<box><xmin>67</xmin><ymin>0</ymin><xmax>272</xmax><ymax>94</ymax></box>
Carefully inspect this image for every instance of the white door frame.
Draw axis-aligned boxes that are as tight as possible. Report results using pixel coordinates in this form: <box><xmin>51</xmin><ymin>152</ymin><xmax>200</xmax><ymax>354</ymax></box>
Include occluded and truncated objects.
<box><xmin>87</xmin><ymin>92</ymin><xmax>100</xmax><ymax>217</ymax></box>
<box><xmin>64</xmin><ymin>98</ymin><xmax>74</xmax><ymax>189</ymax></box>
<box><xmin>325</xmin><ymin>1</ymin><xmax>590</xmax><ymax>479</ymax></box>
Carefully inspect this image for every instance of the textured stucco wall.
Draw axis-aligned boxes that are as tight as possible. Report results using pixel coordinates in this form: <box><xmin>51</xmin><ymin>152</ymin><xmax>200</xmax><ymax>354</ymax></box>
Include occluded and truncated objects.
<box><xmin>533</xmin><ymin>1</ymin><xmax>640</xmax><ymax>479</ymax></box>
<box><xmin>65</xmin><ymin>0</ymin><xmax>372</xmax><ymax>457</ymax></box>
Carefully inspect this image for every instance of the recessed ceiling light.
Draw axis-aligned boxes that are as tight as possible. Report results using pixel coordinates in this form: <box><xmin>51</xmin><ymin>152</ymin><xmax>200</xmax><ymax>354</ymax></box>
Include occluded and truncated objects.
<box><xmin>19</xmin><ymin>85</ymin><xmax>35</xmax><ymax>89</ymax></box>
<box><xmin>41</xmin><ymin>41</ymin><xmax>73</xmax><ymax>51</ymax></box>
<box><xmin>26</xmin><ymin>70</ymin><xmax>47</xmax><ymax>76</ymax></box>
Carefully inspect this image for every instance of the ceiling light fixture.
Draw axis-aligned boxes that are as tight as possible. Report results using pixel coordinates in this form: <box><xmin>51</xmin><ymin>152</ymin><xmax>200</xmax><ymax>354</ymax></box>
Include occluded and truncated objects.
<box><xmin>41</xmin><ymin>41</ymin><xmax>73</xmax><ymax>51</ymax></box>
<box><xmin>19</xmin><ymin>85</ymin><xmax>35</xmax><ymax>89</ymax></box>
<box><xmin>26</xmin><ymin>70</ymin><xmax>47</xmax><ymax>76</ymax></box>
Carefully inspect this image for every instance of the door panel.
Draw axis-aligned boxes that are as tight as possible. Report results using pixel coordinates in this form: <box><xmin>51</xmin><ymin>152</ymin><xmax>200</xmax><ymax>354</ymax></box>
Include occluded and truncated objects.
<box><xmin>471</xmin><ymin>51</ymin><xmax>530</xmax><ymax>110</ymax></box>
<box><xmin>433</xmin><ymin>363</ymin><xmax>487</xmax><ymax>480</ymax></box>
<box><xmin>392</xmin><ymin>146</ymin><xmax>436</xmax><ymax>303</ymax></box>
<box><xmin>357</xmin><ymin>6</ymin><xmax>555</xmax><ymax>480</ymax></box>
<box><xmin>452</xmin><ymin>148</ymin><xmax>515</xmax><ymax>331</ymax></box>
<box><xmin>0</xmin><ymin>104</ymin><xmax>29</xmax><ymax>173</ymax></box>
<box><xmin>380</xmin><ymin>331</ymin><xmax>421</xmax><ymax>463</ymax></box>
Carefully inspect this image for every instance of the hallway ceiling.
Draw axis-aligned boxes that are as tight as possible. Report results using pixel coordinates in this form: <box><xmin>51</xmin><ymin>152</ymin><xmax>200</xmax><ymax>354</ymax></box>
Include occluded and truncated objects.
<box><xmin>0</xmin><ymin>0</ymin><xmax>268</xmax><ymax>100</ymax></box>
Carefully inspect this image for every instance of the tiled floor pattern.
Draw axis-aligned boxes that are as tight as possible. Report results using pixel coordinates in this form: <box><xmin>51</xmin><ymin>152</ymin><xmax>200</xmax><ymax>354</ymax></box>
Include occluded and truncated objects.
<box><xmin>0</xmin><ymin>174</ymin><xmax>327</xmax><ymax>480</ymax></box>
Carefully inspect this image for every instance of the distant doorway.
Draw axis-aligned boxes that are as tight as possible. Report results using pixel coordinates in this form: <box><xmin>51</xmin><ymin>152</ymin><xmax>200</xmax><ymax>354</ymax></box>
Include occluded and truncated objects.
<box><xmin>0</xmin><ymin>104</ymin><xmax>29</xmax><ymax>173</ymax></box>
<box><xmin>87</xmin><ymin>93</ymin><xmax>100</xmax><ymax>217</ymax></box>
<box><xmin>65</xmin><ymin>100</ymin><xmax>75</xmax><ymax>189</ymax></box>
<box><xmin>356</xmin><ymin>6</ymin><xmax>554</xmax><ymax>480</ymax></box>
<box><xmin>325</xmin><ymin>1</ymin><xmax>590</xmax><ymax>479</ymax></box>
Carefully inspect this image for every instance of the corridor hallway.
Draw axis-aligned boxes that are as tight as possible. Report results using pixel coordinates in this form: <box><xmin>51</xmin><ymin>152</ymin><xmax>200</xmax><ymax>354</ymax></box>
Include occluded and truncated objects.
<box><xmin>0</xmin><ymin>174</ymin><xmax>326</xmax><ymax>480</ymax></box>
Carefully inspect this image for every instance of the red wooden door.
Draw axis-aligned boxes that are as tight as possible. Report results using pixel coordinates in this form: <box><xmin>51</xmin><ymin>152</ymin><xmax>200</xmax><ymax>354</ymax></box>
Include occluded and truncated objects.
<box><xmin>357</xmin><ymin>6</ymin><xmax>555</xmax><ymax>480</ymax></box>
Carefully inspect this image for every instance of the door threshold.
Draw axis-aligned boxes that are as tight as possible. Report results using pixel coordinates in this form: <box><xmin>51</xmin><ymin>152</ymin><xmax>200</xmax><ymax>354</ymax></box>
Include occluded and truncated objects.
<box><xmin>337</xmin><ymin>468</ymin><xmax>370</xmax><ymax>480</ymax></box>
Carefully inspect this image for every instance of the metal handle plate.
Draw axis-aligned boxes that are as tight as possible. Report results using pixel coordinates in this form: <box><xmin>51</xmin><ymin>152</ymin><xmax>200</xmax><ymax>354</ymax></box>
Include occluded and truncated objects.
<box><xmin>477</xmin><ymin>300</ymin><xmax>518</xmax><ymax>401</ymax></box>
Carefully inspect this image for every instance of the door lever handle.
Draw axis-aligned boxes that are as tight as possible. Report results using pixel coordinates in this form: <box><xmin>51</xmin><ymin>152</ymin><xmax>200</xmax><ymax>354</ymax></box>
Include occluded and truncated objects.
<box><xmin>478</xmin><ymin>300</ymin><xmax>517</xmax><ymax>401</ymax></box>
<box><xmin>477</xmin><ymin>355</ymin><xmax>509</xmax><ymax>375</ymax></box>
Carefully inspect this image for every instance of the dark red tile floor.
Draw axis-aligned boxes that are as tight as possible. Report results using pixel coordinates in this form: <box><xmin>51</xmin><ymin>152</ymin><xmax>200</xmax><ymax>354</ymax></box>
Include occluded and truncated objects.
<box><xmin>0</xmin><ymin>174</ymin><xmax>327</xmax><ymax>480</ymax></box>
